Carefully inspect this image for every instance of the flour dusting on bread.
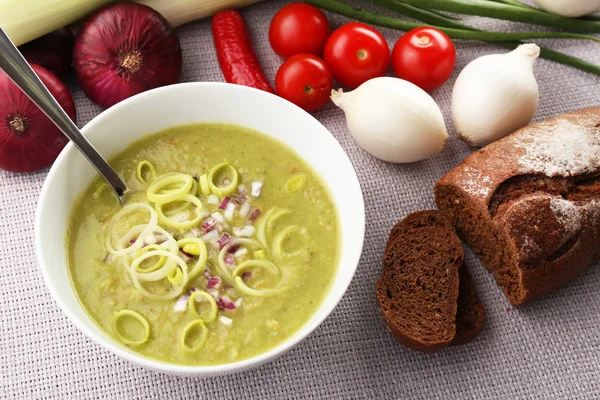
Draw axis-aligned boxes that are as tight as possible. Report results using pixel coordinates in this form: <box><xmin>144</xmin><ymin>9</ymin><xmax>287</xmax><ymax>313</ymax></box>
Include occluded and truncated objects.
<box><xmin>517</xmin><ymin>120</ymin><xmax>600</xmax><ymax>176</ymax></box>
<box><xmin>457</xmin><ymin>165</ymin><xmax>495</xmax><ymax>198</ymax></box>
<box><xmin>549</xmin><ymin>197</ymin><xmax>581</xmax><ymax>237</ymax></box>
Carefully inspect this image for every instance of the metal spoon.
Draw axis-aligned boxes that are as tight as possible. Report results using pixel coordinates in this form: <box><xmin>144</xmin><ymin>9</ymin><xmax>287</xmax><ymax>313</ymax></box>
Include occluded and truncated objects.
<box><xmin>0</xmin><ymin>27</ymin><xmax>129</xmax><ymax>205</ymax></box>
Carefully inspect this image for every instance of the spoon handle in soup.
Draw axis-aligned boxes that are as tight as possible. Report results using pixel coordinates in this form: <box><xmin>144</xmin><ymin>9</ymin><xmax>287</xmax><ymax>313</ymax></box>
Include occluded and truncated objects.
<box><xmin>0</xmin><ymin>27</ymin><xmax>129</xmax><ymax>204</ymax></box>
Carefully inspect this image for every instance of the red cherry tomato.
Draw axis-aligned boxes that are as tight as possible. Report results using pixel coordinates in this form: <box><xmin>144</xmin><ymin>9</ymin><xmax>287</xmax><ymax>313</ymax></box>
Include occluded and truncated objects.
<box><xmin>275</xmin><ymin>54</ymin><xmax>333</xmax><ymax>112</ymax></box>
<box><xmin>269</xmin><ymin>2</ymin><xmax>330</xmax><ymax>59</ymax></box>
<box><xmin>391</xmin><ymin>27</ymin><xmax>456</xmax><ymax>92</ymax></box>
<box><xmin>324</xmin><ymin>22</ymin><xmax>390</xmax><ymax>89</ymax></box>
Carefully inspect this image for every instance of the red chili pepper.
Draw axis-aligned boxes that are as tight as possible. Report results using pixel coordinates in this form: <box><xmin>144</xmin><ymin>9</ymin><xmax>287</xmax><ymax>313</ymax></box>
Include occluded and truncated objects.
<box><xmin>212</xmin><ymin>10</ymin><xmax>275</xmax><ymax>94</ymax></box>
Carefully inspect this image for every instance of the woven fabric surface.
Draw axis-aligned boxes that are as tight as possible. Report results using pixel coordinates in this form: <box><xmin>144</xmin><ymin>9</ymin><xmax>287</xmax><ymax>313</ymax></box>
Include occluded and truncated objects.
<box><xmin>1</xmin><ymin>1</ymin><xmax>599</xmax><ymax>399</ymax></box>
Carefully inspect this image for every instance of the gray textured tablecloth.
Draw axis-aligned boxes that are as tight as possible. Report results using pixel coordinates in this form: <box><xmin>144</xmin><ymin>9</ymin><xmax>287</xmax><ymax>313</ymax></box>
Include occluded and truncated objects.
<box><xmin>2</xmin><ymin>1</ymin><xmax>600</xmax><ymax>399</ymax></box>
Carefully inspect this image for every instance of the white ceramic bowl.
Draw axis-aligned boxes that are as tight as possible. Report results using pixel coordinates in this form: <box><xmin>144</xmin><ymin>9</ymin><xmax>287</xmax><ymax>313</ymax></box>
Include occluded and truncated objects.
<box><xmin>35</xmin><ymin>82</ymin><xmax>365</xmax><ymax>376</ymax></box>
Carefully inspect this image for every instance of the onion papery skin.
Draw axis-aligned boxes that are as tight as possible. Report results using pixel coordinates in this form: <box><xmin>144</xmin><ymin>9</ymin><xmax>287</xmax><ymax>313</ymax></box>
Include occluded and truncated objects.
<box><xmin>19</xmin><ymin>28</ymin><xmax>75</xmax><ymax>81</ymax></box>
<box><xmin>0</xmin><ymin>63</ymin><xmax>76</xmax><ymax>172</ymax></box>
<box><xmin>73</xmin><ymin>2</ymin><xmax>183</xmax><ymax>109</ymax></box>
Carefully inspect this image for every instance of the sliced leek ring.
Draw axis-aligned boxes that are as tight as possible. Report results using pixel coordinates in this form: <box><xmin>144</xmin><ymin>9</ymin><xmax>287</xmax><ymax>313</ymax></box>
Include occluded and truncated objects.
<box><xmin>188</xmin><ymin>290</ymin><xmax>218</xmax><ymax>323</ymax></box>
<box><xmin>207</xmin><ymin>162</ymin><xmax>238</xmax><ymax>197</ymax></box>
<box><xmin>136</xmin><ymin>160</ymin><xmax>157</xmax><ymax>186</ymax></box>
<box><xmin>284</xmin><ymin>174</ymin><xmax>306</xmax><ymax>193</ymax></box>
<box><xmin>199</xmin><ymin>174</ymin><xmax>210</xmax><ymax>195</ymax></box>
<box><xmin>232</xmin><ymin>260</ymin><xmax>280</xmax><ymax>297</ymax></box>
<box><xmin>130</xmin><ymin>250</ymin><xmax>177</xmax><ymax>282</ymax></box>
<box><xmin>147</xmin><ymin>173</ymin><xmax>193</xmax><ymax>204</ymax></box>
<box><xmin>272</xmin><ymin>225</ymin><xmax>309</xmax><ymax>260</ymax></box>
<box><xmin>256</xmin><ymin>207</ymin><xmax>291</xmax><ymax>248</ymax></box>
<box><xmin>177</xmin><ymin>238</ymin><xmax>208</xmax><ymax>280</ymax></box>
<box><xmin>105</xmin><ymin>203</ymin><xmax>158</xmax><ymax>257</ymax></box>
<box><xmin>179</xmin><ymin>319</ymin><xmax>209</xmax><ymax>354</ymax></box>
<box><xmin>111</xmin><ymin>309</ymin><xmax>150</xmax><ymax>346</ymax></box>
<box><xmin>129</xmin><ymin>250</ymin><xmax>189</xmax><ymax>301</ymax></box>
<box><xmin>217</xmin><ymin>238</ymin><xmax>261</xmax><ymax>282</ymax></box>
<box><xmin>167</xmin><ymin>267</ymin><xmax>184</xmax><ymax>285</ymax></box>
<box><xmin>133</xmin><ymin>244</ymin><xmax>168</xmax><ymax>274</ymax></box>
<box><xmin>155</xmin><ymin>194</ymin><xmax>204</xmax><ymax>230</ymax></box>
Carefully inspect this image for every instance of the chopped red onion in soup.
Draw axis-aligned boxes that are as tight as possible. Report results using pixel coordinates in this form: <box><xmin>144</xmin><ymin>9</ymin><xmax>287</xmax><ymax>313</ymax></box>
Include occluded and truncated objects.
<box><xmin>219</xmin><ymin>197</ymin><xmax>231</xmax><ymax>210</ymax></box>
<box><xmin>217</xmin><ymin>296</ymin><xmax>236</xmax><ymax>310</ymax></box>
<box><xmin>207</xmin><ymin>277</ymin><xmax>221</xmax><ymax>289</ymax></box>
<box><xmin>211</xmin><ymin>212</ymin><xmax>225</xmax><ymax>223</ymax></box>
<box><xmin>242</xmin><ymin>271</ymin><xmax>252</xmax><ymax>281</ymax></box>
<box><xmin>251</xmin><ymin>181</ymin><xmax>263</xmax><ymax>197</ymax></box>
<box><xmin>203</xmin><ymin>269</ymin><xmax>212</xmax><ymax>279</ymax></box>
<box><xmin>224</xmin><ymin>254</ymin><xmax>235</xmax><ymax>267</ymax></box>
<box><xmin>233</xmin><ymin>225</ymin><xmax>255</xmax><ymax>238</ymax></box>
<box><xmin>206</xmin><ymin>194</ymin><xmax>219</xmax><ymax>205</ymax></box>
<box><xmin>234</xmin><ymin>248</ymin><xmax>248</xmax><ymax>258</ymax></box>
<box><xmin>201</xmin><ymin>218</ymin><xmax>217</xmax><ymax>232</ymax></box>
<box><xmin>219</xmin><ymin>316</ymin><xmax>233</xmax><ymax>326</ymax></box>
<box><xmin>190</xmin><ymin>228</ymin><xmax>202</xmax><ymax>237</ymax></box>
<box><xmin>180</xmin><ymin>250</ymin><xmax>193</xmax><ymax>260</ymax></box>
<box><xmin>224</xmin><ymin>202</ymin><xmax>235</xmax><ymax>221</ymax></box>
<box><xmin>232</xmin><ymin>195</ymin><xmax>246</xmax><ymax>205</ymax></box>
<box><xmin>173</xmin><ymin>295</ymin><xmax>189</xmax><ymax>312</ymax></box>
<box><xmin>154</xmin><ymin>234</ymin><xmax>169</xmax><ymax>243</ymax></box>
<box><xmin>239</xmin><ymin>203</ymin><xmax>251</xmax><ymax>218</ymax></box>
<box><xmin>208</xmin><ymin>289</ymin><xmax>220</xmax><ymax>299</ymax></box>
<box><xmin>237</xmin><ymin>184</ymin><xmax>247</xmax><ymax>194</ymax></box>
<box><xmin>234</xmin><ymin>298</ymin><xmax>243</xmax><ymax>308</ymax></box>
<box><xmin>249</xmin><ymin>208</ymin><xmax>261</xmax><ymax>221</ymax></box>
<box><xmin>217</xmin><ymin>233</ymin><xmax>232</xmax><ymax>249</ymax></box>
<box><xmin>201</xmin><ymin>230</ymin><xmax>219</xmax><ymax>244</ymax></box>
<box><xmin>143</xmin><ymin>234</ymin><xmax>157</xmax><ymax>245</ymax></box>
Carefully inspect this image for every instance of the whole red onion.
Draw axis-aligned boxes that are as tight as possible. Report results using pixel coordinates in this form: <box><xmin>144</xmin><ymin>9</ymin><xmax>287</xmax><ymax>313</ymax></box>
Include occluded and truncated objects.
<box><xmin>19</xmin><ymin>28</ymin><xmax>75</xmax><ymax>81</ymax></box>
<box><xmin>73</xmin><ymin>2</ymin><xmax>182</xmax><ymax>109</ymax></box>
<box><xmin>0</xmin><ymin>64</ymin><xmax>76</xmax><ymax>172</ymax></box>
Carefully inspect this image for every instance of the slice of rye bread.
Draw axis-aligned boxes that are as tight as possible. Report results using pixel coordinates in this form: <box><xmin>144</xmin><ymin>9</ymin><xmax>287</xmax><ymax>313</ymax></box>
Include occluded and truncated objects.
<box><xmin>382</xmin><ymin>210</ymin><xmax>485</xmax><ymax>348</ymax></box>
<box><xmin>377</xmin><ymin>227</ymin><xmax>463</xmax><ymax>353</ymax></box>
<box><xmin>453</xmin><ymin>265</ymin><xmax>486</xmax><ymax>345</ymax></box>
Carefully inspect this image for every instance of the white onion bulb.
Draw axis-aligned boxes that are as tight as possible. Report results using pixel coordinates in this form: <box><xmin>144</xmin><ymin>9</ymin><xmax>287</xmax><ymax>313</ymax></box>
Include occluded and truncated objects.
<box><xmin>452</xmin><ymin>44</ymin><xmax>540</xmax><ymax>147</ymax></box>
<box><xmin>533</xmin><ymin>0</ymin><xmax>600</xmax><ymax>17</ymax></box>
<box><xmin>332</xmin><ymin>77</ymin><xmax>448</xmax><ymax>164</ymax></box>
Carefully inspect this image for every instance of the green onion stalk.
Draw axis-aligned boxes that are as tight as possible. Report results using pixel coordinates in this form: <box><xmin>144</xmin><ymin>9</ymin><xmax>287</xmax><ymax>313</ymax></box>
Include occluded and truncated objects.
<box><xmin>389</xmin><ymin>0</ymin><xmax>600</xmax><ymax>33</ymax></box>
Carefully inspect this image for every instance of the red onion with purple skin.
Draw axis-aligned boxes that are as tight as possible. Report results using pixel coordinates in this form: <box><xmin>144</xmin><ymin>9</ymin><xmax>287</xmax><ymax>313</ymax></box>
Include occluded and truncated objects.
<box><xmin>73</xmin><ymin>2</ymin><xmax>182</xmax><ymax>109</ymax></box>
<box><xmin>19</xmin><ymin>28</ymin><xmax>75</xmax><ymax>80</ymax></box>
<box><xmin>0</xmin><ymin>63</ymin><xmax>76</xmax><ymax>173</ymax></box>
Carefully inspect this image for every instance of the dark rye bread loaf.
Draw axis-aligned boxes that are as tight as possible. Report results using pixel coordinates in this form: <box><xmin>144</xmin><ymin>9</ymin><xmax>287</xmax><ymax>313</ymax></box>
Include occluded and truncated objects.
<box><xmin>435</xmin><ymin>107</ymin><xmax>600</xmax><ymax>305</ymax></box>
<box><xmin>383</xmin><ymin>211</ymin><xmax>485</xmax><ymax>347</ymax></box>
<box><xmin>377</xmin><ymin>227</ymin><xmax>463</xmax><ymax>353</ymax></box>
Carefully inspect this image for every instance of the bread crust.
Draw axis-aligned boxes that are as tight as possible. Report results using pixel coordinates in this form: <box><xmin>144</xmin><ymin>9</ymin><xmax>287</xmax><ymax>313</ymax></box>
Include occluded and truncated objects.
<box><xmin>435</xmin><ymin>107</ymin><xmax>600</xmax><ymax>305</ymax></box>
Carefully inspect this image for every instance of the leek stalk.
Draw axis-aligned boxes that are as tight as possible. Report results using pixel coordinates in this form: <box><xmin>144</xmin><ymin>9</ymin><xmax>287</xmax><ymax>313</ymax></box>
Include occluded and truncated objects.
<box><xmin>0</xmin><ymin>0</ymin><xmax>111</xmax><ymax>46</ymax></box>
<box><xmin>132</xmin><ymin>0</ymin><xmax>265</xmax><ymax>28</ymax></box>
<box><xmin>0</xmin><ymin>0</ymin><xmax>265</xmax><ymax>46</ymax></box>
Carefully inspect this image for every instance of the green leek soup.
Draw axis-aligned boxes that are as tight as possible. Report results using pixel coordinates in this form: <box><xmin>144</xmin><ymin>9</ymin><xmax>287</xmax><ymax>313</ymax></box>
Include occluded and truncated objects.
<box><xmin>67</xmin><ymin>123</ymin><xmax>340</xmax><ymax>365</ymax></box>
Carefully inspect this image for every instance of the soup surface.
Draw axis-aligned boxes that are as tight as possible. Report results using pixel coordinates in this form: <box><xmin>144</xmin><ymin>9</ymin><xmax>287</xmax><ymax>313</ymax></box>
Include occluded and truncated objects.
<box><xmin>67</xmin><ymin>123</ymin><xmax>340</xmax><ymax>365</ymax></box>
